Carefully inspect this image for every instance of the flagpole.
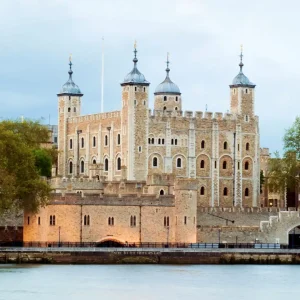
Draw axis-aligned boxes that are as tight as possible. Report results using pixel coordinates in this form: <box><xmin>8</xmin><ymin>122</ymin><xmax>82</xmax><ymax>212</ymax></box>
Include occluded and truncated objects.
<box><xmin>101</xmin><ymin>37</ymin><xmax>104</xmax><ymax>113</ymax></box>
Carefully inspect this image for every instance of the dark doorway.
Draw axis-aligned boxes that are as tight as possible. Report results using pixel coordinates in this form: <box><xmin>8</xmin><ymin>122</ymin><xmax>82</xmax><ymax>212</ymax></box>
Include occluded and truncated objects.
<box><xmin>96</xmin><ymin>240</ymin><xmax>123</xmax><ymax>247</ymax></box>
<box><xmin>288</xmin><ymin>226</ymin><xmax>300</xmax><ymax>248</ymax></box>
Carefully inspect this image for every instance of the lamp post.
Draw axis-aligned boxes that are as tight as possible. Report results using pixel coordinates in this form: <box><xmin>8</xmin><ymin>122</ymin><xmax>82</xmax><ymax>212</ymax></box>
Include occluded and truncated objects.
<box><xmin>77</xmin><ymin>130</ymin><xmax>82</xmax><ymax>175</ymax></box>
<box><xmin>58</xmin><ymin>226</ymin><xmax>61</xmax><ymax>247</ymax></box>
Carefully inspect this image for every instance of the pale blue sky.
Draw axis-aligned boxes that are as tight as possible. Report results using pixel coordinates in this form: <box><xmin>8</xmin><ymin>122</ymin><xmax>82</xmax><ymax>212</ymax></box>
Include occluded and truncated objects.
<box><xmin>0</xmin><ymin>0</ymin><xmax>298</xmax><ymax>154</ymax></box>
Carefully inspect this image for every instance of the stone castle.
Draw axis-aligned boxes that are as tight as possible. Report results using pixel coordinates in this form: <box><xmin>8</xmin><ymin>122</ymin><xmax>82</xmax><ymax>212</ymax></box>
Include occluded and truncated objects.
<box><xmin>24</xmin><ymin>45</ymin><xmax>263</xmax><ymax>245</ymax></box>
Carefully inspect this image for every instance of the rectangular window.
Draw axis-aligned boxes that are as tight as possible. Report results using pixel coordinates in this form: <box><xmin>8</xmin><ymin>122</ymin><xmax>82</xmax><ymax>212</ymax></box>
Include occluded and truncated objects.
<box><xmin>117</xmin><ymin>134</ymin><xmax>121</xmax><ymax>145</ymax></box>
<box><xmin>184</xmin><ymin>216</ymin><xmax>187</xmax><ymax>225</ymax></box>
<box><xmin>27</xmin><ymin>216</ymin><xmax>30</xmax><ymax>225</ymax></box>
<box><xmin>38</xmin><ymin>217</ymin><xmax>40</xmax><ymax>225</ymax></box>
<box><xmin>138</xmin><ymin>146</ymin><xmax>142</xmax><ymax>153</ymax></box>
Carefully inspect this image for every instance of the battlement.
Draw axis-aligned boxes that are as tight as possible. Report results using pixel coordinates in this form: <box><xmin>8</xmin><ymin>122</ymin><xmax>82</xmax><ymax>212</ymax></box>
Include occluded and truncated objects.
<box><xmin>198</xmin><ymin>207</ymin><xmax>286</xmax><ymax>213</ymax></box>
<box><xmin>149</xmin><ymin>110</ymin><xmax>237</xmax><ymax>122</ymax></box>
<box><xmin>49</xmin><ymin>192</ymin><xmax>175</xmax><ymax>207</ymax></box>
<box><xmin>260</xmin><ymin>148</ymin><xmax>270</xmax><ymax>156</ymax></box>
<box><xmin>68</xmin><ymin>110</ymin><xmax>121</xmax><ymax>123</ymax></box>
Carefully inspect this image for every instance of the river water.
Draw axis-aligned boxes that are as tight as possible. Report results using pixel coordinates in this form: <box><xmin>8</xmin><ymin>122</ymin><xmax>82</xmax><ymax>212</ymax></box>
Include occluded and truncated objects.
<box><xmin>0</xmin><ymin>264</ymin><xmax>299</xmax><ymax>300</ymax></box>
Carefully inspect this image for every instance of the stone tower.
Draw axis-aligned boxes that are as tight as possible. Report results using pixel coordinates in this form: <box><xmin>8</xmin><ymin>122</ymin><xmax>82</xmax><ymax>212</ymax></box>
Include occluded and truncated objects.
<box><xmin>230</xmin><ymin>47</ymin><xmax>256</xmax><ymax>118</ymax></box>
<box><xmin>154</xmin><ymin>54</ymin><xmax>181</xmax><ymax>112</ymax></box>
<box><xmin>120</xmin><ymin>44</ymin><xmax>150</xmax><ymax>180</ymax></box>
<box><xmin>57</xmin><ymin>57</ymin><xmax>83</xmax><ymax>176</ymax></box>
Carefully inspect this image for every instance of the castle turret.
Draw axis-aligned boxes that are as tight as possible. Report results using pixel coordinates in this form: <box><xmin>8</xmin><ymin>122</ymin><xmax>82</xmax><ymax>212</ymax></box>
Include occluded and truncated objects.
<box><xmin>57</xmin><ymin>57</ymin><xmax>83</xmax><ymax>176</ymax></box>
<box><xmin>230</xmin><ymin>46</ymin><xmax>255</xmax><ymax>119</ymax></box>
<box><xmin>154</xmin><ymin>53</ymin><xmax>181</xmax><ymax>112</ymax></box>
<box><xmin>120</xmin><ymin>43</ymin><xmax>150</xmax><ymax>180</ymax></box>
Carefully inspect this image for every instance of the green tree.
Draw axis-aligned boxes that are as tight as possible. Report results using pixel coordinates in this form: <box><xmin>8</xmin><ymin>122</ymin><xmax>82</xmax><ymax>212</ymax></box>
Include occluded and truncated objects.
<box><xmin>284</xmin><ymin>116</ymin><xmax>300</xmax><ymax>158</ymax></box>
<box><xmin>0</xmin><ymin>120</ymin><xmax>54</xmax><ymax>215</ymax></box>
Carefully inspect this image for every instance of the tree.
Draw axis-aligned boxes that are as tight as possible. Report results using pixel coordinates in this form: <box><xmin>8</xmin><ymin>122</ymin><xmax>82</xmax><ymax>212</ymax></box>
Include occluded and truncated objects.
<box><xmin>0</xmin><ymin>120</ymin><xmax>54</xmax><ymax>215</ymax></box>
<box><xmin>284</xmin><ymin>116</ymin><xmax>300</xmax><ymax>159</ymax></box>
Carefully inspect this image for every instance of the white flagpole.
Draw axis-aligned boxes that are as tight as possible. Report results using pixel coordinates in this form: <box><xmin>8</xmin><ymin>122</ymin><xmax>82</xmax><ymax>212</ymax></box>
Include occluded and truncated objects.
<box><xmin>101</xmin><ymin>37</ymin><xmax>104</xmax><ymax>113</ymax></box>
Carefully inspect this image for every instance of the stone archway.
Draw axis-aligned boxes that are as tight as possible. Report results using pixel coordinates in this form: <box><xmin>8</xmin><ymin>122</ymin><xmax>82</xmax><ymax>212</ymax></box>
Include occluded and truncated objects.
<box><xmin>259</xmin><ymin>211</ymin><xmax>300</xmax><ymax>245</ymax></box>
<box><xmin>96</xmin><ymin>237</ymin><xmax>125</xmax><ymax>248</ymax></box>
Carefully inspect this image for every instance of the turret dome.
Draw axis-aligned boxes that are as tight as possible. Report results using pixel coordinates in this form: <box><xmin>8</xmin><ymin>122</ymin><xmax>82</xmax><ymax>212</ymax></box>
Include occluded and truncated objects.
<box><xmin>122</xmin><ymin>44</ymin><xmax>149</xmax><ymax>86</ymax></box>
<box><xmin>154</xmin><ymin>55</ymin><xmax>180</xmax><ymax>95</ymax></box>
<box><xmin>230</xmin><ymin>47</ymin><xmax>255</xmax><ymax>88</ymax></box>
<box><xmin>58</xmin><ymin>59</ymin><xmax>83</xmax><ymax>96</ymax></box>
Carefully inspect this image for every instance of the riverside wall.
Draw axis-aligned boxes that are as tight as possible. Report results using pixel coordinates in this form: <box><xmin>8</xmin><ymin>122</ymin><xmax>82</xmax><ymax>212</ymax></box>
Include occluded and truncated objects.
<box><xmin>1</xmin><ymin>249</ymin><xmax>300</xmax><ymax>264</ymax></box>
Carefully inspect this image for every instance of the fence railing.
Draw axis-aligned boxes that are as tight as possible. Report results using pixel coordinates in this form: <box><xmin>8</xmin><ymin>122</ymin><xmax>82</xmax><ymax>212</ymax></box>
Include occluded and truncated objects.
<box><xmin>0</xmin><ymin>241</ymin><xmax>298</xmax><ymax>249</ymax></box>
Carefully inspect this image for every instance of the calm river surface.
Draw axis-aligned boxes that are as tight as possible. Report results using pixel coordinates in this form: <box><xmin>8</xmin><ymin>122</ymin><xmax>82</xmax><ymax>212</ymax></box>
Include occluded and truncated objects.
<box><xmin>0</xmin><ymin>264</ymin><xmax>299</xmax><ymax>300</ymax></box>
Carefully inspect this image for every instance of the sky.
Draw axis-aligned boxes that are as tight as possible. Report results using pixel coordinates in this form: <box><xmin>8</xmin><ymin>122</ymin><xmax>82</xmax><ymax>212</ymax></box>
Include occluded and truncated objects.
<box><xmin>0</xmin><ymin>0</ymin><xmax>298</xmax><ymax>155</ymax></box>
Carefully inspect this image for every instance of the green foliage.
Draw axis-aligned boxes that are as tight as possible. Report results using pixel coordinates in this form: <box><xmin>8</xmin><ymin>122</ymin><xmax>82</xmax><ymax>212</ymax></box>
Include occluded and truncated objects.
<box><xmin>284</xmin><ymin>116</ymin><xmax>300</xmax><ymax>158</ymax></box>
<box><xmin>260</xmin><ymin>170</ymin><xmax>265</xmax><ymax>194</ymax></box>
<box><xmin>0</xmin><ymin>119</ymin><xmax>55</xmax><ymax>214</ymax></box>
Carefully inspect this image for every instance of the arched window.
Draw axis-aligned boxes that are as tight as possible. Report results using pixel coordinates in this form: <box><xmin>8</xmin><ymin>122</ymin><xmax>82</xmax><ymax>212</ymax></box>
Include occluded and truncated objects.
<box><xmin>171</xmin><ymin>139</ymin><xmax>174</xmax><ymax>145</ymax></box>
<box><xmin>201</xmin><ymin>140</ymin><xmax>205</xmax><ymax>149</ymax></box>
<box><xmin>164</xmin><ymin>96</ymin><xmax>167</xmax><ymax>101</ymax></box>
<box><xmin>117</xmin><ymin>134</ymin><xmax>121</xmax><ymax>145</ymax></box>
<box><xmin>160</xmin><ymin>190</ymin><xmax>164</xmax><ymax>195</ymax></box>
<box><xmin>70</xmin><ymin>139</ymin><xmax>73</xmax><ymax>149</ymax></box>
<box><xmin>175</xmin><ymin>107</ymin><xmax>178</xmax><ymax>111</ymax></box>
<box><xmin>200</xmin><ymin>186</ymin><xmax>205</xmax><ymax>195</ymax></box>
<box><xmin>81</xmin><ymin>137</ymin><xmax>84</xmax><ymax>148</ymax></box>
<box><xmin>73</xmin><ymin>107</ymin><xmax>76</xmax><ymax>112</ymax></box>
<box><xmin>93</xmin><ymin>136</ymin><xmax>96</xmax><ymax>147</ymax></box>
<box><xmin>245</xmin><ymin>88</ymin><xmax>248</xmax><ymax>94</ymax></box>
<box><xmin>223</xmin><ymin>187</ymin><xmax>228</xmax><ymax>196</ymax></box>
<box><xmin>105</xmin><ymin>135</ymin><xmax>108</xmax><ymax>146</ymax></box>
<box><xmin>245</xmin><ymin>161</ymin><xmax>249</xmax><ymax>170</ymax></box>
<box><xmin>245</xmin><ymin>188</ymin><xmax>249</xmax><ymax>197</ymax></box>
<box><xmin>163</xmin><ymin>106</ymin><xmax>167</xmax><ymax>111</ymax></box>
<box><xmin>68</xmin><ymin>107</ymin><xmax>71</xmax><ymax>112</ymax></box>
<box><xmin>162</xmin><ymin>139</ymin><xmax>165</xmax><ymax>145</ymax></box>
<box><xmin>223</xmin><ymin>161</ymin><xmax>227</xmax><ymax>169</ymax></box>
<box><xmin>148</xmin><ymin>138</ymin><xmax>151</xmax><ymax>144</ymax></box>
<box><xmin>177</xmin><ymin>157</ymin><xmax>182</xmax><ymax>168</ymax></box>
<box><xmin>111</xmin><ymin>217</ymin><xmax>114</xmax><ymax>226</ymax></box>
<box><xmin>92</xmin><ymin>159</ymin><xmax>96</xmax><ymax>164</ymax></box>
<box><xmin>105</xmin><ymin>158</ymin><xmax>109</xmax><ymax>171</ymax></box>
<box><xmin>80</xmin><ymin>160</ymin><xmax>84</xmax><ymax>173</ymax></box>
<box><xmin>108</xmin><ymin>217</ymin><xmax>111</xmax><ymax>225</ymax></box>
<box><xmin>151</xmin><ymin>138</ymin><xmax>154</xmax><ymax>144</ymax></box>
<box><xmin>175</xmin><ymin>139</ymin><xmax>178</xmax><ymax>146</ymax></box>
<box><xmin>175</xmin><ymin>96</ymin><xmax>178</xmax><ymax>101</ymax></box>
<box><xmin>200</xmin><ymin>160</ymin><xmax>205</xmax><ymax>168</ymax></box>
<box><xmin>117</xmin><ymin>157</ymin><xmax>121</xmax><ymax>171</ymax></box>
<box><xmin>69</xmin><ymin>161</ymin><xmax>73</xmax><ymax>174</ymax></box>
<box><xmin>158</xmin><ymin>138</ymin><xmax>161</xmax><ymax>145</ymax></box>
<box><xmin>153</xmin><ymin>157</ymin><xmax>158</xmax><ymax>167</ymax></box>
<box><xmin>224</xmin><ymin>141</ymin><xmax>227</xmax><ymax>150</ymax></box>
<box><xmin>246</xmin><ymin>143</ymin><xmax>250</xmax><ymax>151</ymax></box>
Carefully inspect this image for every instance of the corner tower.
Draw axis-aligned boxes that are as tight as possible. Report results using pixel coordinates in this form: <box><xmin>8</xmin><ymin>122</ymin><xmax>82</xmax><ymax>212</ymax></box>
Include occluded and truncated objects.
<box><xmin>121</xmin><ymin>43</ymin><xmax>150</xmax><ymax>180</ymax></box>
<box><xmin>230</xmin><ymin>46</ymin><xmax>256</xmax><ymax>118</ymax></box>
<box><xmin>154</xmin><ymin>54</ymin><xmax>181</xmax><ymax>112</ymax></box>
<box><xmin>57</xmin><ymin>57</ymin><xmax>83</xmax><ymax>176</ymax></box>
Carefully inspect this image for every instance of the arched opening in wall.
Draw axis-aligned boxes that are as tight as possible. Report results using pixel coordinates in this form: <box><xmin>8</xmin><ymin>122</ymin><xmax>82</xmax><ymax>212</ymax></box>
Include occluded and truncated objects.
<box><xmin>288</xmin><ymin>225</ymin><xmax>300</xmax><ymax>248</ymax></box>
<box><xmin>163</xmin><ymin>106</ymin><xmax>167</xmax><ymax>111</ymax></box>
<box><xmin>224</xmin><ymin>141</ymin><xmax>227</xmax><ymax>150</ymax></box>
<box><xmin>174</xmin><ymin>139</ymin><xmax>178</xmax><ymax>145</ymax></box>
<box><xmin>245</xmin><ymin>88</ymin><xmax>248</xmax><ymax>94</ymax></box>
<box><xmin>200</xmin><ymin>186</ymin><xmax>205</xmax><ymax>195</ymax></box>
<box><xmin>201</xmin><ymin>140</ymin><xmax>205</xmax><ymax>149</ymax></box>
<box><xmin>175</xmin><ymin>96</ymin><xmax>178</xmax><ymax>101</ymax></box>
<box><xmin>175</xmin><ymin>107</ymin><xmax>178</xmax><ymax>111</ymax></box>
<box><xmin>117</xmin><ymin>157</ymin><xmax>121</xmax><ymax>171</ymax></box>
<box><xmin>80</xmin><ymin>160</ymin><xmax>84</xmax><ymax>173</ymax></box>
<box><xmin>151</xmin><ymin>138</ymin><xmax>154</xmax><ymax>144</ymax></box>
<box><xmin>153</xmin><ymin>157</ymin><xmax>158</xmax><ymax>167</ymax></box>
<box><xmin>223</xmin><ymin>187</ymin><xmax>228</xmax><ymax>196</ymax></box>
<box><xmin>160</xmin><ymin>189</ymin><xmax>164</xmax><ymax>195</ymax></box>
<box><xmin>92</xmin><ymin>159</ymin><xmax>97</xmax><ymax>164</ymax></box>
<box><xmin>69</xmin><ymin>161</ymin><xmax>73</xmax><ymax>174</ymax></box>
<box><xmin>96</xmin><ymin>175</ymin><xmax>100</xmax><ymax>180</ymax></box>
<box><xmin>96</xmin><ymin>240</ymin><xmax>124</xmax><ymax>248</ymax></box>
<box><xmin>162</xmin><ymin>138</ymin><xmax>165</xmax><ymax>145</ymax></box>
<box><xmin>164</xmin><ymin>96</ymin><xmax>167</xmax><ymax>101</ymax></box>
<box><xmin>104</xmin><ymin>158</ymin><xmax>109</xmax><ymax>171</ymax></box>
<box><xmin>158</xmin><ymin>138</ymin><xmax>161</xmax><ymax>144</ymax></box>
<box><xmin>223</xmin><ymin>161</ymin><xmax>227</xmax><ymax>169</ymax></box>
<box><xmin>245</xmin><ymin>188</ymin><xmax>249</xmax><ymax>197</ymax></box>
<box><xmin>176</xmin><ymin>157</ymin><xmax>182</xmax><ymax>168</ymax></box>
<box><xmin>246</xmin><ymin>143</ymin><xmax>250</xmax><ymax>151</ymax></box>
<box><xmin>245</xmin><ymin>161</ymin><xmax>249</xmax><ymax>170</ymax></box>
<box><xmin>68</xmin><ymin>107</ymin><xmax>71</xmax><ymax>112</ymax></box>
<box><xmin>171</xmin><ymin>139</ymin><xmax>174</xmax><ymax>145</ymax></box>
<box><xmin>200</xmin><ymin>160</ymin><xmax>205</xmax><ymax>168</ymax></box>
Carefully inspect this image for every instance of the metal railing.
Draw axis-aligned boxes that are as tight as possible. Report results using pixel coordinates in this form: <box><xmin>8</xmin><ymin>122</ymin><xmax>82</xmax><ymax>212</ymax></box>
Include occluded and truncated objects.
<box><xmin>0</xmin><ymin>241</ymin><xmax>297</xmax><ymax>249</ymax></box>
